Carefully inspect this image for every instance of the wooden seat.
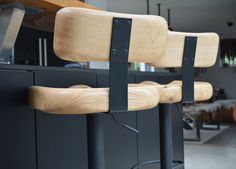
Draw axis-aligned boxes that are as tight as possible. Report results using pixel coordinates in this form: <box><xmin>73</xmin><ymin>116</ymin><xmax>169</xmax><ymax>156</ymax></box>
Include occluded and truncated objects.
<box><xmin>29</xmin><ymin>84</ymin><xmax>159</xmax><ymax>114</ymax></box>
<box><xmin>29</xmin><ymin>7</ymin><xmax>169</xmax><ymax>114</ymax></box>
<box><xmin>141</xmin><ymin>81</ymin><xmax>213</xmax><ymax>103</ymax></box>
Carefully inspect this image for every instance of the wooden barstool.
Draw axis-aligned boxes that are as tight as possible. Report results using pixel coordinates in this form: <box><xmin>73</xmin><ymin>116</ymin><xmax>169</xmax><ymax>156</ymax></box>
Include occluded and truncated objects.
<box><xmin>29</xmin><ymin>7</ymin><xmax>168</xmax><ymax>169</ymax></box>
<box><xmin>141</xmin><ymin>31</ymin><xmax>219</xmax><ymax>169</ymax></box>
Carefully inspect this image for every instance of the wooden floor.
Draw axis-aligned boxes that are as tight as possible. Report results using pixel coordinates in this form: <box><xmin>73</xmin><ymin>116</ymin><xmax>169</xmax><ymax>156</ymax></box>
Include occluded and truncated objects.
<box><xmin>184</xmin><ymin>124</ymin><xmax>236</xmax><ymax>169</ymax></box>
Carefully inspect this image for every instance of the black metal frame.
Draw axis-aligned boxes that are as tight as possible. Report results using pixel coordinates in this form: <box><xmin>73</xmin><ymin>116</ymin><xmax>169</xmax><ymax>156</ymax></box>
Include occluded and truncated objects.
<box><xmin>158</xmin><ymin>36</ymin><xmax>197</xmax><ymax>169</ymax></box>
<box><xmin>160</xmin><ymin>104</ymin><xmax>174</xmax><ymax>169</ymax></box>
<box><xmin>184</xmin><ymin>109</ymin><xmax>221</xmax><ymax>142</ymax></box>
<box><xmin>87</xmin><ymin>114</ymin><xmax>105</xmax><ymax>169</ymax></box>
<box><xmin>182</xmin><ymin>37</ymin><xmax>197</xmax><ymax>104</ymax></box>
<box><xmin>109</xmin><ymin>17</ymin><xmax>132</xmax><ymax>114</ymax></box>
<box><xmin>184</xmin><ymin>114</ymin><xmax>201</xmax><ymax>142</ymax></box>
<box><xmin>201</xmin><ymin>109</ymin><xmax>221</xmax><ymax>130</ymax></box>
<box><xmin>87</xmin><ymin>17</ymin><xmax>132</xmax><ymax>169</ymax></box>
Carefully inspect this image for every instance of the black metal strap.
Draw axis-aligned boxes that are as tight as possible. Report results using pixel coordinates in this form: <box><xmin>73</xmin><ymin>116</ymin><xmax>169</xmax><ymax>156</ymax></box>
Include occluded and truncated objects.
<box><xmin>109</xmin><ymin>17</ymin><xmax>132</xmax><ymax>113</ymax></box>
<box><xmin>182</xmin><ymin>36</ymin><xmax>197</xmax><ymax>104</ymax></box>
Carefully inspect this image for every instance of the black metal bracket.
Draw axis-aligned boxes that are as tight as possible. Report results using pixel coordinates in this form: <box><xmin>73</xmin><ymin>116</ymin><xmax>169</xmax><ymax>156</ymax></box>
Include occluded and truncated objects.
<box><xmin>182</xmin><ymin>36</ymin><xmax>198</xmax><ymax>104</ymax></box>
<box><xmin>109</xmin><ymin>17</ymin><xmax>132</xmax><ymax>113</ymax></box>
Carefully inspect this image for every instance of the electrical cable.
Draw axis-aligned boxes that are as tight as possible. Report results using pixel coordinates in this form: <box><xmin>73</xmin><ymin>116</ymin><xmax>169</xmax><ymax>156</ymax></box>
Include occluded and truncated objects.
<box><xmin>111</xmin><ymin>114</ymin><xmax>139</xmax><ymax>134</ymax></box>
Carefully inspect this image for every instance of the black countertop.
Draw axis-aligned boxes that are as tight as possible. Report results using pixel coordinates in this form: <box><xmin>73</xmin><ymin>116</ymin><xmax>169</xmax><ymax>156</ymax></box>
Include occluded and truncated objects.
<box><xmin>0</xmin><ymin>64</ymin><xmax>180</xmax><ymax>77</ymax></box>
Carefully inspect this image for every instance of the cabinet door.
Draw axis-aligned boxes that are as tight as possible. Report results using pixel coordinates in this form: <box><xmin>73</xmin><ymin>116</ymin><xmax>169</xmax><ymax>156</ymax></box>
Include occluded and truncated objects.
<box><xmin>0</xmin><ymin>70</ymin><xmax>36</xmax><ymax>169</ymax></box>
<box><xmin>34</xmin><ymin>71</ymin><xmax>96</xmax><ymax>169</ymax></box>
<box><xmin>14</xmin><ymin>27</ymin><xmax>41</xmax><ymax>65</ymax></box>
<box><xmin>135</xmin><ymin>74</ymin><xmax>184</xmax><ymax>169</ymax></box>
<box><xmin>97</xmin><ymin>73</ymin><xmax>138</xmax><ymax>169</ymax></box>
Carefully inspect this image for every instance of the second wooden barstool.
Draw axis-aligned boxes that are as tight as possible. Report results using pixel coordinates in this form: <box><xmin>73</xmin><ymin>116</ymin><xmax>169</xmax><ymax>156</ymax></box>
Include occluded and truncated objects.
<box><xmin>142</xmin><ymin>31</ymin><xmax>219</xmax><ymax>169</ymax></box>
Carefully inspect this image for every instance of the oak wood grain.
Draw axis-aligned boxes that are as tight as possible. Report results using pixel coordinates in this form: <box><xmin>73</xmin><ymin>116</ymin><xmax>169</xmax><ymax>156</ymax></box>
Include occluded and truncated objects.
<box><xmin>150</xmin><ymin>31</ymin><xmax>219</xmax><ymax>68</ymax></box>
<box><xmin>54</xmin><ymin>7</ymin><xmax>168</xmax><ymax>63</ymax></box>
<box><xmin>0</xmin><ymin>0</ymin><xmax>96</xmax><ymax>31</ymax></box>
<box><xmin>141</xmin><ymin>80</ymin><xmax>213</xmax><ymax>103</ymax></box>
<box><xmin>29</xmin><ymin>83</ymin><xmax>160</xmax><ymax>115</ymax></box>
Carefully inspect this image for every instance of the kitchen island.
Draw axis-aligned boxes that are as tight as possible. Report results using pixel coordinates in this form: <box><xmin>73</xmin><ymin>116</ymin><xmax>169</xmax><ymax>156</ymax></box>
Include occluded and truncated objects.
<box><xmin>0</xmin><ymin>64</ymin><xmax>184</xmax><ymax>169</ymax></box>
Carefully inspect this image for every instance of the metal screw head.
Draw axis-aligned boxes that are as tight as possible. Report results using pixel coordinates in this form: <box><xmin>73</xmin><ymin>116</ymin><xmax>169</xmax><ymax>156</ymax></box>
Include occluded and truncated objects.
<box><xmin>124</xmin><ymin>49</ymin><xmax>129</xmax><ymax>55</ymax></box>
<box><xmin>127</xmin><ymin>20</ymin><xmax>131</xmax><ymax>25</ymax></box>
<box><xmin>112</xmin><ymin>49</ymin><xmax>117</xmax><ymax>54</ymax></box>
<box><xmin>114</xmin><ymin>19</ymin><xmax>119</xmax><ymax>25</ymax></box>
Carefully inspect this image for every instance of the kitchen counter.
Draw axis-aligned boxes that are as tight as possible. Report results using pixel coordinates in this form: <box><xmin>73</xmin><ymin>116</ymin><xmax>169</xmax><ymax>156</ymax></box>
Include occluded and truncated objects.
<box><xmin>0</xmin><ymin>63</ymin><xmax>180</xmax><ymax>77</ymax></box>
<box><xmin>0</xmin><ymin>64</ymin><xmax>184</xmax><ymax>169</ymax></box>
<box><xmin>0</xmin><ymin>0</ymin><xmax>96</xmax><ymax>31</ymax></box>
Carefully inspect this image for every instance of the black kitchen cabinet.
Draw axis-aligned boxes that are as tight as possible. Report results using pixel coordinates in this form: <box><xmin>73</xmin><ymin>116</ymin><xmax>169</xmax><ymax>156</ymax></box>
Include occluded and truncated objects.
<box><xmin>14</xmin><ymin>27</ymin><xmax>41</xmax><ymax>65</ymax></box>
<box><xmin>34</xmin><ymin>71</ymin><xmax>96</xmax><ymax>169</ymax></box>
<box><xmin>0</xmin><ymin>70</ymin><xmax>36</xmax><ymax>169</ymax></box>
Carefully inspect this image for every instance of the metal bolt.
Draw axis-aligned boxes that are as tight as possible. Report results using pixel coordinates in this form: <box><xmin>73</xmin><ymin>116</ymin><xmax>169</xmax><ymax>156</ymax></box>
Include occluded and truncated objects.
<box><xmin>112</xmin><ymin>49</ymin><xmax>117</xmax><ymax>54</ymax></box>
<box><xmin>124</xmin><ymin>49</ymin><xmax>128</xmax><ymax>55</ymax></box>
<box><xmin>114</xmin><ymin>19</ymin><xmax>119</xmax><ymax>25</ymax></box>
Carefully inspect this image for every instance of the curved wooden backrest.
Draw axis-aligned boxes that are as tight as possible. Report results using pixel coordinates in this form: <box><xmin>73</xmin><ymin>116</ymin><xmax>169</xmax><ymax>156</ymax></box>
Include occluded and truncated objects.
<box><xmin>150</xmin><ymin>31</ymin><xmax>219</xmax><ymax>68</ymax></box>
<box><xmin>54</xmin><ymin>7</ymin><xmax>168</xmax><ymax>63</ymax></box>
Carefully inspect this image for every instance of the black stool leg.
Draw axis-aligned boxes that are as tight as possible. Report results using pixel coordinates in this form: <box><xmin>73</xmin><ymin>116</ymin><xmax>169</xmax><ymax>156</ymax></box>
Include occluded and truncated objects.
<box><xmin>87</xmin><ymin>114</ymin><xmax>105</xmax><ymax>169</ymax></box>
<box><xmin>159</xmin><ymin>104</ymin><xmax>173</xmax><ymax>169</ymax></box>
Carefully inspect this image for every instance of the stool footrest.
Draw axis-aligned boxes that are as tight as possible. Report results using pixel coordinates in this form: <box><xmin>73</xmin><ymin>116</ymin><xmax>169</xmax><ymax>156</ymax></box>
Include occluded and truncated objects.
<box><xmin>130</xmin><ymin>159</ymin><xmax>184</xmax><ymax>169</ymax></box>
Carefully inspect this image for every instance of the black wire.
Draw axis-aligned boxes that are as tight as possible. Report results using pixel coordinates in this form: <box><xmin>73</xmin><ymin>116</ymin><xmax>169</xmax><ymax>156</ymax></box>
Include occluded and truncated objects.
<box><xmin>175</xmin><ymin>104</ymin><xmax>183</xmax><ymax>114</ymax></box>
<box><xmin>111</xmin><ymin>114</ymin><xmax>139</xmax><ymax>134</ymax></box>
